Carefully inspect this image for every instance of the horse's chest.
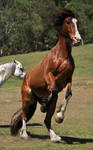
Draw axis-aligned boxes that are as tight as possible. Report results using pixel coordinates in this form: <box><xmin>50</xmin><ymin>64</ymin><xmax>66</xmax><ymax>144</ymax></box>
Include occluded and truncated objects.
<box><xmin>55</xmin><ymin>62</ymin><xmax>74</xmax><ymax>90</ymax></box>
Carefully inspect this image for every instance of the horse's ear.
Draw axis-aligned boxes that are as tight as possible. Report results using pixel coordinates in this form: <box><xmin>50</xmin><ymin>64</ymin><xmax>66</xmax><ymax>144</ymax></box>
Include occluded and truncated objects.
<box><xmin>12</xmin><ymin>59</ymin><xmax>17</xmax><ymax>64</ymax></box>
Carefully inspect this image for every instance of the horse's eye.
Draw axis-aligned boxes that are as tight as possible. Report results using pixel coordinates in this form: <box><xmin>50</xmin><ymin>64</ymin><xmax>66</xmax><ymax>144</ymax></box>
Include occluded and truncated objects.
<box><xmin>20</xmin><ymin>68</ymin><xmax>24</xmax><ymax>72</ymax></box>
<box><xmin>66</xmin><ymin>21</ymin><xmax>70</xmax><ymax>24</ymax></box>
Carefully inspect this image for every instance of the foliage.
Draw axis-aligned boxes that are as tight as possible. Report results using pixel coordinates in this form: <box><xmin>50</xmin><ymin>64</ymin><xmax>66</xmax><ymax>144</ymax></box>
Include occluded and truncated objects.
<box><xmin>0</xmin><ymin>0</ymin><xmax>93</xmax><ymax>55</ymax></box>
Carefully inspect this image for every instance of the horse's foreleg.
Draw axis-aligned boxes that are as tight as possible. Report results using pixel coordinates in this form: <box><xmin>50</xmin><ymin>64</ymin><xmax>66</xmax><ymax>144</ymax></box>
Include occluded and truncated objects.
<box><xmin>55</xmin><ymin>83</ymin><xmax>72</xmax><ymax>123</ymax></box>
<box><xmin>44</xmin><ymin>94</ymin><xmax>61</xmax><ymax>142</ymax></box>
<box><xmin>45</xmin><ymin>72</ymin><xmax>58</xmax><ymax>94</ymax></box>
<box><xmin>40</xmin><ymin>72</ymin><xmax>58</xmax><ymax>113</ymax></box>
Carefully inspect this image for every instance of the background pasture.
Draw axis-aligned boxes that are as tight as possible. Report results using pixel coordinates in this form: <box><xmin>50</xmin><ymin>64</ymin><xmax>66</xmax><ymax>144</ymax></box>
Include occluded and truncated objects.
<box><xmin>0</xmin><ymin>44</ymin><xmax>93</xmax><ymax>150</ymax></box>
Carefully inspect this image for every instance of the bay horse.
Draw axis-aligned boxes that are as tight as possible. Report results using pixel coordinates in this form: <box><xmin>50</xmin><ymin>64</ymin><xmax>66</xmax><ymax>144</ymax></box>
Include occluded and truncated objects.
<box><xmin>0</xmin><ymin>60</ymin><xmax>25</xmax><ymax>86</ymax></box>
<box><xmin>11</xmin><ymin>9</ymin><xmax>81</xmax><ymax>142</ymax></box>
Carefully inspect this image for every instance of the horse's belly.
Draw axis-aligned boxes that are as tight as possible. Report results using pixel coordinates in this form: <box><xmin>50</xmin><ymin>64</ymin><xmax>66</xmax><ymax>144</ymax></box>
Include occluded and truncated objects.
<box><xmin>56</xmin><ymin>80</ymin><xmax>66</xmax><ymax>91</ymax></box>
<box><xmin>33</xmin><ymin>87</ymin><xmax>51</xmax><ymax>98</ymax></box>
<box><xmin>30</xmin><ymin>80</ymin><xmax>50</xmax><ymax>98</ymax></box>
<box><xmin>56</xmin><ymin>74</ymin><xmax>71</xmax><ymax>91</ymax></box>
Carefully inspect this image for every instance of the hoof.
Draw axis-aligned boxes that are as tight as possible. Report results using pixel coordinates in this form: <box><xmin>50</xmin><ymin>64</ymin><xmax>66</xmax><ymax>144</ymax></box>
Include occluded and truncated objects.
<box><xmin>20</xmin><ymin>134</ymin><xmax>28</xmax><ymax>139</ymax></box>
<box><xmin>51</xmin><ymin>136</ymin><xmax>62</xmax><ymax>143</ymax></box>
<box><xmin>40</xmin><ymin>104</ymin><xmax>47</xmax><ymax>113</ymax></box>
<box><xmin>52</xmin><ymin>88</ymin><xmax>58</xmax><ymax>96</ymax></box>
<box><xmin>49</xmin><ymin>129</ymin><xmax>62</xmax><ymax>143</ymax></box>
<box><xmin>55</xmin><ymin>116</ymin><xmax>64</xmax><ymax>124</ymax></box>
<box><xmin>19</xmin><ymin>130</ymin><xmax>28</xmax><ymax>139</ymax></box>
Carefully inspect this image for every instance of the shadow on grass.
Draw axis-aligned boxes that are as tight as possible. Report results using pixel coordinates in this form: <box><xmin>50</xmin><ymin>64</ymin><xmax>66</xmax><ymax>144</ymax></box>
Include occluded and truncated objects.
<box><xmin>28</xmin><ymin>133</ymin><xmax>93</xmax><ymax>145</ymax></box>
<box><xmin>0</xmin><ymin>124</ymin><xmax>93</xmax><ymax>145</ymax></box>
<box><xmin>61</xmin><ymin>136</ymin><xmax>93</xmax><ymax>145</ymax></box>
<box><xmin>29</xmin><ymin>133</ymin><xmax>49</xmax><ymax>140</ymax></box>
<box><xmin>0</xmin><ymin>123</ymin><xmax>43</xmax><ymax>128</ymax></box>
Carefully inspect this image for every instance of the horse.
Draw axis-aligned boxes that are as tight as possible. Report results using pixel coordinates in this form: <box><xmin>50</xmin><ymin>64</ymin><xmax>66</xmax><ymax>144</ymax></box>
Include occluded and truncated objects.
<box><xmin>11</xmin><ymin>9</ymin><xmax>81</xmax><ymax>142</ymax></box>
<box><xmin>0</xmin><ymin>60</ymin><xmax>25</xmax><ymax>86</ymax></box>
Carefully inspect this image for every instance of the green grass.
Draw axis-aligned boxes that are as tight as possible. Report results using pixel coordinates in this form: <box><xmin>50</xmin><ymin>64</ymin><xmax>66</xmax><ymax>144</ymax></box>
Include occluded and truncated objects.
<box><xmin>0</xmin><ymin>44</ymin><xmax>93</xmax><ymax>150</ymax></box>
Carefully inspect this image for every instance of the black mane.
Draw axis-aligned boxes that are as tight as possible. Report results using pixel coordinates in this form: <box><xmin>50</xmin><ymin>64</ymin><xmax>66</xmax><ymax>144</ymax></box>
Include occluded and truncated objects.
<box><xmin>53</xmin><ymin>8</ymin><xmax>75</xmax><ymax>27</ymax></box>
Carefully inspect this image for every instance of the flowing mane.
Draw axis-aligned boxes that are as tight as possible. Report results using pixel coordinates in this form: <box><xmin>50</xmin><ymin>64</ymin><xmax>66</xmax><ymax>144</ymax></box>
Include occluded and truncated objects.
<box><xmin>53</xmin><ymin>9</ymin><xmax>75</xmax><ymax>27</ymax></box>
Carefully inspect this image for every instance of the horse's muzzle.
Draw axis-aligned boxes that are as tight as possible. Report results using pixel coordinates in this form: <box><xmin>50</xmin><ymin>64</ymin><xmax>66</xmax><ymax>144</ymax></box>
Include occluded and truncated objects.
<box><xmin>19</xmin><ymin>72</ymin><xmax>26</xmax><ymax>79</ymax></box>
<box><xmin>72</xmin><ymin>37</ymin><xmax>81</xmax><ymax>46</ymax></box>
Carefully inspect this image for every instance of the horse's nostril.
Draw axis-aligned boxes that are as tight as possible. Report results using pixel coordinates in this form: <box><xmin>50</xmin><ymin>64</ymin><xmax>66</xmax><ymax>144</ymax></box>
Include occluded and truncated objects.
<box><xmin>75</xmin><ymin>35</ymin><xmax>82</xmax><ymax>41</ymax></box>
<box><xmin>74</xmin><ymin>37</ymin><xmax>81</xmax><ymax>43</ymax></box>
<box><xmin>20</xmin><ymin>68</ymin><xmax>24</xmax><ymax>72</ymax></box>
<box><xmin>71</xmin><ymin>37</ymin><xmax>81</xmax><ymax>45</ymax></box>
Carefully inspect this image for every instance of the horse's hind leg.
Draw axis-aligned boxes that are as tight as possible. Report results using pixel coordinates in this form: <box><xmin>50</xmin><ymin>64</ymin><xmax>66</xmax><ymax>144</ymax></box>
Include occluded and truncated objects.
<box><xmin>44</xmin><ymin>94</ymin><xmax>61</xmax><ymax>142</ymax></box>
<box><xmin>20</xmin><ymin>89</ymin><xmax>37</xmax><ymax>139</ymax></box>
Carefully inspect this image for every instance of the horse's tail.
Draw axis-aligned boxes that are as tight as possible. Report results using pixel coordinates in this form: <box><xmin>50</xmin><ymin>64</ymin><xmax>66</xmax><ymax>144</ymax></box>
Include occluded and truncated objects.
<box><xmin>10</xmin><ymin>108</ymin><xmax>22</xmax><ymax>136</ymax></box>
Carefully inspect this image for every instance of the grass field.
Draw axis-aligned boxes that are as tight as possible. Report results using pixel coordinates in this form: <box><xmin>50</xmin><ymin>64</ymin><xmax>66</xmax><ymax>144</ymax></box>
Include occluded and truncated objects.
<box><xmin>0</xmin><ymin>44</ymin><xmax>93</xmax><ymax>150</ymax></box>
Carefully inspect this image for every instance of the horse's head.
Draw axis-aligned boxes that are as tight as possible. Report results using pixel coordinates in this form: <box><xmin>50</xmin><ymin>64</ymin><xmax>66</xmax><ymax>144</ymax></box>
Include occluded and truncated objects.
<box><xmin>53</xmin><ymin>9</ymin><xmax>81</xmax><ymax>45</ymax></box>
<box><xmin>62</xmin><ymin>17</ymin><xmax>81</xmax><ymax>45</ymax></box>
<box><xmin>13</xmin><ymin>60</ymin><xmax>26</xmax><ymax>79</ymax></box>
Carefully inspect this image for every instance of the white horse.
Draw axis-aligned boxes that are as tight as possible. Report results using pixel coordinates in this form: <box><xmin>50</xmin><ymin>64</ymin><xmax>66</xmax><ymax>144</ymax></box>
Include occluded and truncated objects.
<box><xmin>0</xmin><ymin>60</ymin><xmax>26</xmax><ymax>86</ymax></box>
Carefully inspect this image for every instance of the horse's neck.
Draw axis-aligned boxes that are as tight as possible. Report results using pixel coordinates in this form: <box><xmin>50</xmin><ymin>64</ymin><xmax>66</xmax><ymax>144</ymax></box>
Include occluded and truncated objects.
<box><xmin>55</xmin><ymin>36</ymin><xmax>72</xmax><ymax>59</ymax></box>
<box><xmin>0</xmin><ymin>62</ymin><xmax>16</xmax><ymax>85</ymax></box>
<box><xmin>4</xmin><ymin>62</ymin><xmax>16</xmax><ymax>76</ymax></box>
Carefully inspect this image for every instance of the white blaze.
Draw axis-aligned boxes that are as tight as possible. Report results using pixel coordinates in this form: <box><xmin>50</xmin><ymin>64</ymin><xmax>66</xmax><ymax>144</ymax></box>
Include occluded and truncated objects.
<box><xmin>72</xmin><ymin>18</ymin><xmax>81</xmax><ymax>40</ymax></box>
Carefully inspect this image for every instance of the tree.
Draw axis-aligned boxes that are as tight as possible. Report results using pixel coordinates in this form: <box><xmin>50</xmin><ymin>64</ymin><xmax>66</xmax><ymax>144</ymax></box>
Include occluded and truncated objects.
<box><xmin>54</xmin><ymin>0</ymin><xmax>71</xmax><ymax>7</ymax></box>
<box><xmin>0</xmin><ymin>0</ymin><xmax>93</xmax><ymax>56</ymax></box>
